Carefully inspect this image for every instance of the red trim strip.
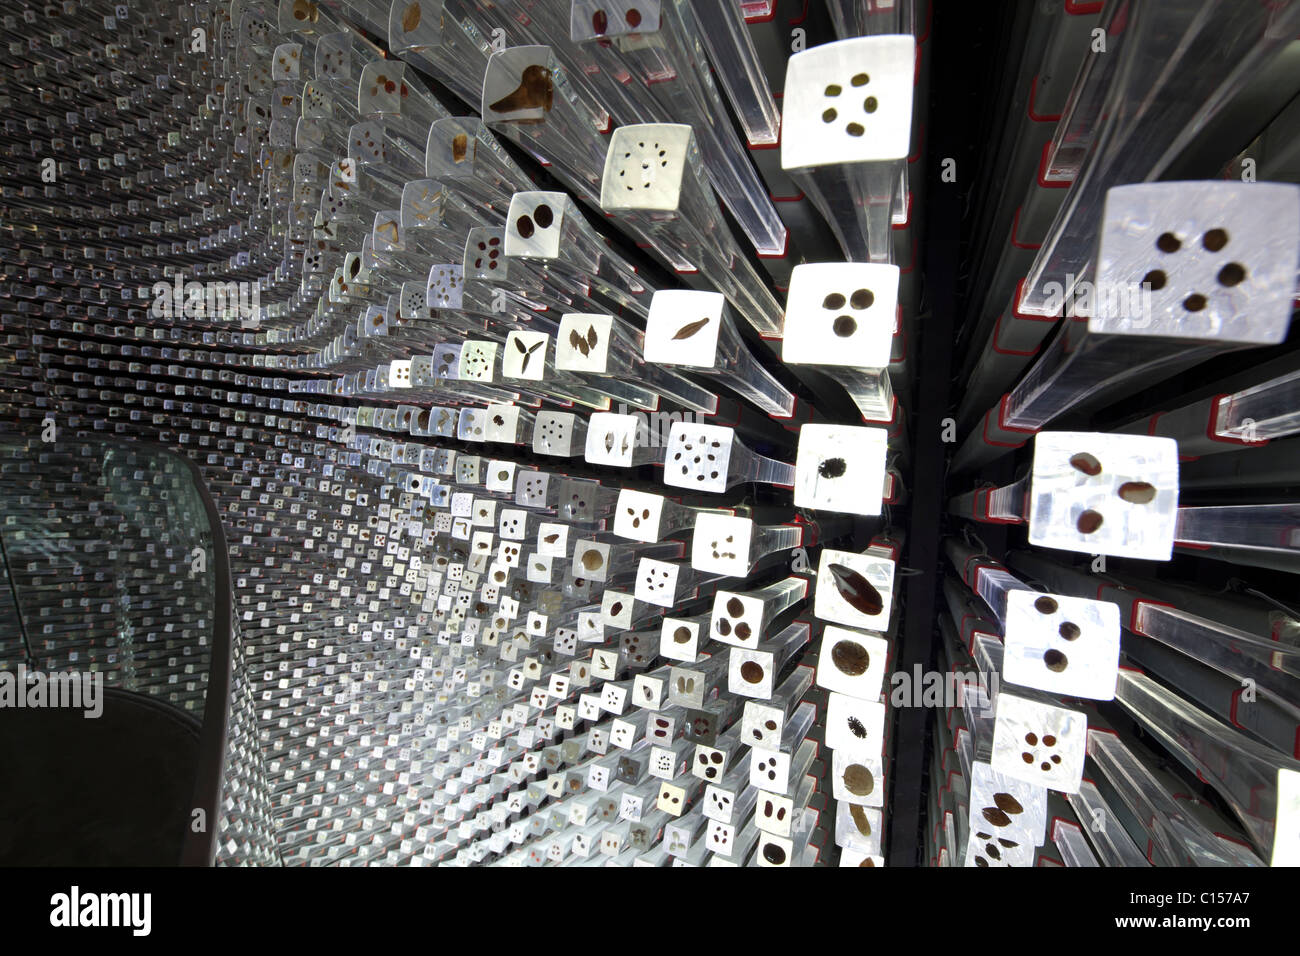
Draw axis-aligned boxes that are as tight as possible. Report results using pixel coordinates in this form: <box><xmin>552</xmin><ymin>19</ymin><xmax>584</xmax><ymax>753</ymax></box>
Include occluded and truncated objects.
<box><xmin>997</xmin><ymin>394</ymin><xmax>1040</xmax><ymax>435</ymax></box>
<box><xmin>1036</xmin><ymin>141</ymin><xmax>1072</xmax><ymax>189</ymax></box>
<box><xmin>892</xmin><ymin>191</ymin><xmax>913</xmax><ymax>230</ymax></box>
<box><xmin>981</xmin><ymin>409</ymin><xmax>1029</xmax><ymax>449</ymax></box>
<box><xmin>1013</xmin><ymin>277</ymin><xmax>1061</xmax><ymax>322</ymax></box>
<box><xmin>1010</xmin><ymin>206</ymin><xmax>1042</xmax><ymax>250</ymax></box>
<box><xmin>908</xmin><ymin>122</ymin><xmax>925</xmax><ymax>164</ymax></box>
<box><xmin>1027</xmin><ymin>75</ymin><xmax>1062</xmax><ymax>122</ymax></box>
<box><xmin>1206</xmin><ymin>392</ymin><xmax>1270</xmax><ymax>447</ymax></box>
<box><xmin>991</xmin><ymin>313</ymin><xmax>1041</xmax><ymax>356</ymax></box>
<box><xmin>756</xmin><ymin>231</ymin><xmax>790</xmax><ymax>259</ymax></box>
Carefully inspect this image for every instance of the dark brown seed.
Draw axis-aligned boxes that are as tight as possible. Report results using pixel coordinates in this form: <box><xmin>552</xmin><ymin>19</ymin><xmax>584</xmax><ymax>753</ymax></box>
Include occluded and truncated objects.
<box><xmin>451</xmin><ymin>133</ymin><xmax>468</xmax><ymax>162</ymax></box>
<box><xmin>1034</xmin><ymin>596</ymin><xmax>1058</xmax><ymax>614</ymax></box>
<box><xmin>1059</xmin><ymin>621</ymin><xmax>1081</xmax><ymax>641</ymax></box>
<box><xmin>521</xmin><ymin>339</ymin><xmax>543</xmax><ymax>372</ymax></box>
<box><xmin>544</xmin><ymin>533</ymin><xmax>559</xmax><ymax>543</ymax></box>
<box><xmin>586</xmin><ymin>325</ymin><xmax>598</xmax><ymax>350</ymax></box>
<box><xmin>592</xmin><ymin>9</ymin><xmax>607</xmax><ymax>33</ymax></box>
<box><xmin>535</xmin><ymin>204</ymin><xmax>554</xmax><ymax>228</ymax></box>
<box><xmin>1218</xmin><ymin>262</ymin><xmax>1246</xmax><ymax>287</ymax></box>
<box><xmin>569</xmin><ymin>329</ymin><xmax>589</xmax><ymax>357</ymax></box>
<box><xmin>1043</xmin><ymin>649</ymin><xmax>1068</xmax><ymax>672</ymax></box>
<box><xmin>672</xmin><ymin>317</ymin><xmax>712</xmax><ymax>340</ymax></box>
<box><xmin>822</xmin><ymin>292</ymin><xmax>846</xmax><ymax>309</ymax></box>
<box><xmin>516</xmin><ymin>215</ymin><xmax>534</xmax><ymax>239</ymax></box>
<box><xmin>726</xmin><ymin>597</ymin><xmax>745</xmax><ymax>617</ymax></box>
<box><xmin>850</xmin><ymin>288</ymin><xmax>874</xmax><ymax>309</ymax></box>
<box><xmin>831</xmin><ymin>639</ymin><xmax>870</xmax><ymax>676</ymax></box>
<box><xmin>740</xmin><ymin>661</ymin><xmax>764</xmax><ymax>684</ymax></box>
<box><xmin>1077</xmin><ymin>509</ymin><xmax>1104</xmax><ymax>534</ymax></box>
<box><xmin>1156</xmin><ymin>232</ymin><xmax>1180</xmax><ymax>253</ymax></box>
<box><xmin>824</xmin><ymin>84</ymin><xmax>842</xmax><ymax>96</ymax></box>
<box><xmin>1069</xmin><ymin>452</ymin><xmax>1102</xmax><ymax>476</ymax></box>
<box><xmin>993</xmin><ymin>792</ymin><xmax>1024</xmax><ymax>815</ymax></box>
<box><xmin>982</xmin><ymin>807</ymin><xmax>1012</xmax><ymax>827</ymax></box>
<box><xmin>673</xmin><ymin>626</ymin><xmax>691</xmax><ymax>644</ymax></box>
<box><xmin>833</xmin><ymin>315</ymin><xmax>857</xmax><ymax>337</ymax></box>
<box><xmin>851</xmin><ymin>73</ymin><xmax>869</xmax><ymax>86</ymax></box>
<box><xmin>828</xmin><ymin>563</ymin><xmax>884</xmax><ymax>616</ymax></box>
<box><xmin>1202</xmin><ymin>228</ymin><xmax>1228</xmax><ymax>252</ymax></box>
<box><xmin>581</xmin><ymin>550</ymin><xmax>603</xmax><ymax>571</ymax></box>
<box><xmin>762</xmin><ymin>843</ymin><xmax>786</xmax><ymax>865</ymax></box>
<box><xmin>1118</xmin><ymin>481</ymin><xmax>1157</xmax><ymax>504</ymax></box>
<box><xmin>818</xmin><ymin>457</ymin><xmax>847</xmax><ymax>478</ymax></box>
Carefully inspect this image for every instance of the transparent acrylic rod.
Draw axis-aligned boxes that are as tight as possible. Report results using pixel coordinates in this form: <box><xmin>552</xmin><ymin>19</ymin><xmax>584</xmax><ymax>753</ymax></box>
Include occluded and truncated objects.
<box><xmin>687</xmin><ymin>0</ymin><xmax>780</xmax><ymax>146</ymax></box>
<box><xmin>642</xmin><ymin>290</ymin><xmax>795</xmax><ymax>417</ymax></box>
<box><xmin>1050</xmin><ymin>819</ymin><xmax>1100</xmax><ymax>867</ymax></box>
<box><xmin>781</xmin><ymin>36</ymin><xmax>914</xmax><ymax>263</ymax></box>
<box><xmin>1064</xmin><ymin>780</ymin><xmax>1150</xmax><ymax>868</ymax></box>
<box><xmin>1133</xmin><ymin>602</ymin><xmax>1300</xmax><ymax>714</ymax></box>
<box><xmin>825</xmin><ymin>0</ymin><xmax>917</xmax><ymax>39</ymax></box>
<box><xmin>599</xmin><ymin>124</ymin><xmax>785</xmax><ymax>336</ymax></box>
<box><xmin>1115</xmin><ymin>668</ymin><xmax>1299</xmax><ymax>862</ymax></box>
<box><xmin>573</xmin><ymin>3</ymin><xmax>788</xmax><ymax>255</ymax></box>
<box><xmin>503</xmin><ymin>191</ymin><xmax>653</xmax><ymax>318</ymax></box>
<box><xmin>745</xmin><ymin>524</ymin><xmax>805</xmax><ymax>573</ymax></box>
<box><xmin>956</xmin><ymin>176</ymin><xmax>1300</xmax><ymax>471</ymax></box>
<box><xmin>1174</xmin><ymin>504</ymin><xmax>1300</xmax><ymax>558</ymax></box>
<box><xmin>1085</xmin><ymin>728</ymin><xmax>1251</xmax><ymax>867</ymax></box>
<box><xmin>481</xmin><ymin>45</ymin><xmax>610</xmax><ymax>205</ymax></box>
<box><xmin>947</xmin><ymin>476</ymin><xmax>1028</xmax><ymax>524</ymax></box>
<box><xmin>1214</xmin><ymin>368</ymin><xmax>1300</xmax><ymax>444</ymax></box>
<box><xmin>384</xmin><ymin>0</ymin><xmax>494</xmax><ymax>109</ymax></box>
<box><xmin>1017</xmin><ymin>2</ymin><xmax>1300</xmax><ymax>315</ymax></box>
